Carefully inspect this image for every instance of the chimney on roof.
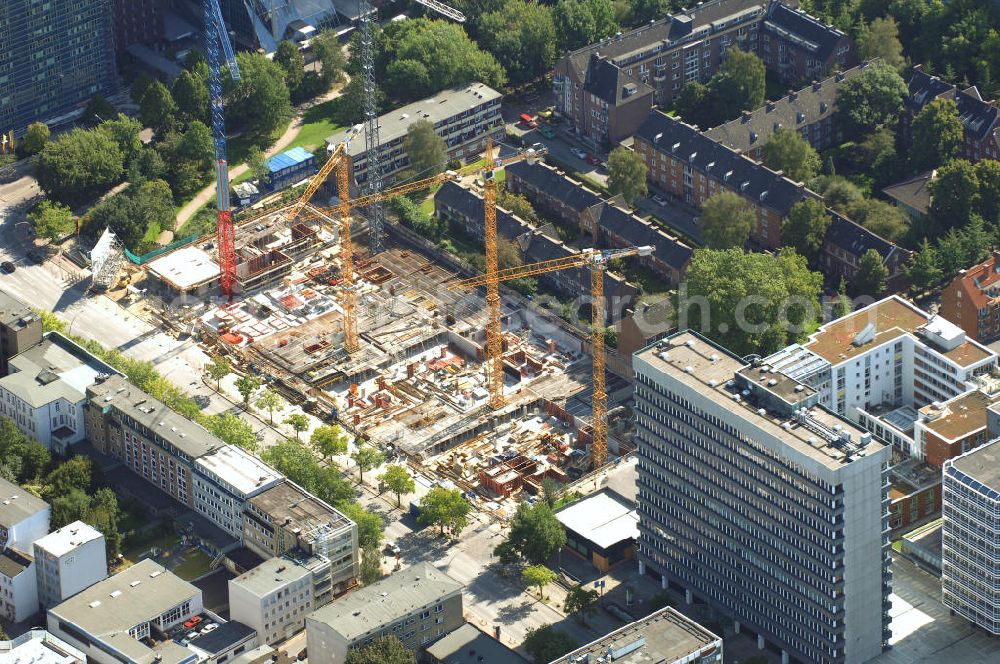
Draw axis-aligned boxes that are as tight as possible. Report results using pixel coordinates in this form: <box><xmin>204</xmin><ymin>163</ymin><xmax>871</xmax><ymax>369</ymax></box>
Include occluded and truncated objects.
<box><xmin>788</xmin><ymin>89</ymin><xmax>797</xmax><ymax>101</ymax></box>
<box><xmin>740</xmin><ymin>110</ymin><xmax>751</xmax><ymax>123</ymax></box>
<box><xmin>765</xmin><ymin>101</ymin><xmax>776</xmax><ymax>112</ymax></box>
<box><xmin>835</xmin><ymin>71</ymin><xmax>845</xmax><ymax>82</ymax></box>
<box><xmin>812</xmin><ymin>81</ymin><xmax>821</xmax><ymax>92</ymax></box>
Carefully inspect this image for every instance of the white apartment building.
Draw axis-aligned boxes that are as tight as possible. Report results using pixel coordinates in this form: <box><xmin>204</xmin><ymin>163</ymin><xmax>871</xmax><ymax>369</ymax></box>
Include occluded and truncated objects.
<box><xmin>0</xmin><ymin>333</ymin><xmax>118</xmax><ymax>453</ymax></box>
<box><xmin>33</xmin><ymin>521</ymin><xmax>108</xmax><ymax>610</ymax></box>
<box><xmin>765</xmin><ymin>296</ymin><xmax>997</xmax><ymax>459</ymax></box>
<box><xmin>0</xmin><ymin>477</ymin><xmax>50</xmax><ymax>622</ymax></box>
<box><xmin>942</xmin><ymin>439</ymin><xmax>1000</xmax><ymax>634</ymax></box>
<box><xmin>47</xmin><ymin>560</ymin><xmax>203</xmax><ymax>664</ymax></box>
<box><xmin>193</xmin><ymin>445</ymin><xmax>283</xmax><ymax>538</ymax></box>
<box><xmin>0</xmin><ymin>629</ymin><xmax>86</xmax><ymax>664</ymax></box>
<box><xmin>229</xmin><ymin>555</ymin><xmax>319</xmax><ymax>645</ymax></box>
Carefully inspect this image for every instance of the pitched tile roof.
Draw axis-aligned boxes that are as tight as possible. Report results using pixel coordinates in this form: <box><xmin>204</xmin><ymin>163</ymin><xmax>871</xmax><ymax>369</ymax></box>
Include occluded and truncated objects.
<box><xmin>763</xmin><ymin>2</ymin><xmax>847</xmax><ymax>61</ymax></box>
<box><xmin>505</xmin><ymin>161</ymin><xmax>605</xmax><ymax>214</ymax></box>
<box><xmin>434</xmin><ymin>181</ymin><xmax>533</xmax><ymax>241</ymax></box>
<box><xmin>636</xmin><ymin>111</ymin><xmax>810</xmax><ymax>215</ymax></box>
<box><xmin>907</xmin><ymin>66</ymin><xmax>999</xmax><ymax>143</ymax></box>
<box><xmin>945</xmin><ymin>251</ymin><xmax>1000</xmax><ymax>312</ymax></box>
<box><xmin>584</xmin><ymin>55</ymin><xmax>653</xmax><ymax>106</ymax></box>
<box><xmin>597</xmin><ymin>205</ymin><xmax>693</xmax><ymax>271</ymax></box>
<box><xmin>882</xmin><ymin>171</ymin><xmax>934</xmax><ymax>216</ymax></box>
<box><xmin>704</xmin><ymin>61</ymin><xmax>869</xmax><ymax>151</ymax></box>
<box><xmin>823</xmin><ymin>210</ymin><xmax>910</xmax><ymax>265</ymax></box>
<box><xmin>523</xmin><ymin>233</ymin><xmax>637</xmax><ymax>301</ymax></box>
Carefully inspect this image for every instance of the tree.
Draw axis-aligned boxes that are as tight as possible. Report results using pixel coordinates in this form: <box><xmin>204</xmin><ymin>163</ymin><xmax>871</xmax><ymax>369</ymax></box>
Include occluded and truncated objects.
<box><xmin>100</xmin><ymin>114</ymin><xmax>144</xmax><ymax>167</ymax></box>
<box><xmin>699</xmin><ymin>191</ymin><xmax>754</xmax><ymax>249</ymax></box>
<box><xmin>522</xmin><ymin>564</ymin><xmax>557</xmax><ymax>598</ymax></box>
<box><xmin>172</xmin><ymin>69</ymin><xmax>209</xmax><ymax>122</ymax></box>
<box><xmin>344</xmin><ymin>637</ymin><xmax>416</xmax><ymax>664</ymax></box>
<box><xmin>351</xmin><ymin>442</ymin><xmax>385</xmax><ymax>484</ymax></box>
<box><xmin>274</xmin><ymin>40</ymin><xmax>305</xmax><ymax>91</ymax></box>
<box><xmin>263</xmin><ymin>440</ymin><xmax>322</xmax><ymax>491</ymax></box>
<box><xmin>378</xmin><ymin>19</ymin><xmax>506</xmax><ymax>101</ymax></box>
<box><xmin>974</xmin><ymin>160</ymin><xmax>1000</xmax><ymax>223</ymax></box>
<box><xmin>208</xmin><ymin>413</ymin><xmax>258</xmax><ymax>452</ymax></box>
<box><xmin>540</xmin><ymin>477</ymin><xmax>563</xmax><ymax>508</ymax></box>
<box><xmin>834</xmin><ymin>63</ymin><xmax>908</xmax><ymax>138</ymax></box>
<box><xmin>523</xmin><ymin>625</ymin><xmax>577</xmax><ymax>663</ymax></box>
<box><xmin>312</xmin><ymin>29</ymin><xmax>347</xmax><ymax>88</ymax></box>
<box><xmin>29</xmin><ymin>200</ymin><xmax>74</xmax><ymax>240</ymax></box>
<box><xmin>906</xmin><ymin>239</ymin><xmax>943</xmax><ymax>292</ymax></box>
<box><xmin>674</xmin><ymin>82</ymin><xmax>710</xmax><ymax>126</ymax></box>
<box><xmin>403</xmin><ymin>120</ymin><xmax>447</xmax><ymax>178</ymax></box>
<box><xmin>225</xmin><ymin>52</ymin><xmax>293</xmax><ymax>136</ymax></box>
<box><xmin>710</xmin><ymin>49</ymin><xmax>766</xmax><ymax>119</ymax></box>
<box><xmin>929</xmin><ymin>160</ymin><xmax>980</xmax><ymax>235</ymax></box>
<box><xmin>385</xmin><ymin>60</ymin><xmax>433</xmax><ymax>102</ymax></box>
<box><xmin>911</xmin><ymin>98</ymin><xmax>964</xmax><ymax>172</ymax></box>
<box><xmin>206</xmin><ymin>356</ymin><xmax>231</xmax><ymax>391</ymax></box>
<box><xmin>311</xmin><ymin>424</ymin><xmax>348</xmax><ymax>461</ymax></box>
<box><xmin>360</xmin><ymin>544</ymin><xmax>383</xmax><ymax>585</ymax></box>
<box><xmin>139</xmin><ymin>80</ymin><xmax>177</xmax><ymax>134</ymax></box>
<box><xmin>564</xmin><ymin>584</ymin><xmax>600</xmax><ymax>624</ymax></box>
<box><xmin>477</xmin><ymin>1</ymin><xmax>557</xmax><ymax>87</ymax></box>
<box><xmin>852</xmin><ymin>248</ymin><xmax>888</xmax><ymax>297</ymax></box>
<box><xmin>418</xmin><ymin>486</ymin><xmax>471</xmax><ymax>536</ymax></box>
<box><xmin>816</xmin><ymin>176</ymin><xmax>864</xmax><ymax>213</ymax></box>
<box><xmin>606</xmin><ymin>147</ymin><xmax>648</xmax><ymax>206</ymax></box>
<box><xmin>494</xmin><ymin>502</ymin><xmax>566</xmax><ymax>565</ymax></box>
<box><xmin>84</xmin><ymin>95</ymin><xmax>116</xmax><ymax>125</ymax></box>
<box><xmin>134</xmin><ymin>178</ymin><xmax>175</xmax><ymax>232</ymax></box>
<box><xmin>35</xmin><ymin>128</ymin><xmax>124</xmax><ymax>206</ymax></box>
<box><xmin>679</xmin><ymin>248</ymin><xmax>823</xmax><ymax>356</ymax></box>
<box><xmin>834</xmin><ymin>277</ymin><xmax>852</xmax><ymax>319</ymax></box>
<box><xmin>234</xmin><ymin>374</ymin><xmax>262</xmax><ymax>409</ymax></box>
<box><xmin>858</xmin><ymin>17</ymin><xmax>905</xmax><ymax>71</ymax></box>
<box><xmin>379</xmin><ymin>465</ymin><xmax>415</xmax><ymax>507</ymax></box>
<box><xmin>179</xmin><ymin>121</ymin><xmax>215</xmax><ymax>176</ymax></box>
<box><xmin>284</xmin><ymin>413</ymin><xmax>310</xmax><ymax>441</ymax></box>
<box><xmin>255</xmin><ymin>388</ymin><xmax>285</xmax><ymax>424</ymax></box>
<box><xmin>553</xmin><ymin>0</ymin><xmax>618</xmax><ymax>52</ymax></box>
<box><xmin>43</xmin><ymin>456</ymin><xmax>92</xmax><ymax>500</ymax></box>
<box><xmin>847</xmin><ymin>198</ymin><xmax>908</xmax><ymax>243</ymax></box>
<box><xmin>20</xmin><ymin>122</ymin><xmax>49</xmax><ymax>156</ymax></box>
<box><xmin>132</xmin><ymin>147</ymin><xmax>166</xmax><ymax>182</ymax></box>
<box><xmin>50</xmin><ymin>489</ymin><xmax>91</xmax><ymax>528</ymax></box>
<box><xmin>338</xmin><ymin>501</ymin><xmax>383</xmax><ymax>549</ymax></box>
<box><xmin>762</xmin><ymin>128</ymin><xmax>821</xmax><ymax>182</ymax></box>
<box><xmin>782</xmin><ymin>199</ymin><xmax>830</xmax><ymax>260</ymax></box>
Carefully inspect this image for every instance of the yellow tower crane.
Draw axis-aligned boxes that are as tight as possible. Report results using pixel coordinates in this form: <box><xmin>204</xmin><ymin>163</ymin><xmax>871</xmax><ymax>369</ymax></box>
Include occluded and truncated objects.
<box><xmin>448</xmin><ymin>244</ymin><xmax>653</xmax><ymax>469</ymax></box>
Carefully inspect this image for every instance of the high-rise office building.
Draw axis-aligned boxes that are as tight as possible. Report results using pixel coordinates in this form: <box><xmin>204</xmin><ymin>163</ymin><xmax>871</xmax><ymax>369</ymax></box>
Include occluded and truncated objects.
<box><xmin>942</xmin><ymin>439</ymin><xmax>1000</xmax><ymax>634</ymax></box>
<box><xmin>634</xmin><ymin>331</ymin><xmax>892</xmax><ymax>664</ymax></box>
<box><xmin>0</xmin><ymin>0</ymin><xmax>118</xmax><ymax>135</ymax></box>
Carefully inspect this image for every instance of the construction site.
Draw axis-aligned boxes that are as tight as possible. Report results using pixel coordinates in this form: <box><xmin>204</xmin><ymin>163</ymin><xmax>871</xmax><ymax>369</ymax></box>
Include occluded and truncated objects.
<box><xmin>92</xmin><ymin>0</ymin><xmax>641</xmax><ymax>516</ymax></box>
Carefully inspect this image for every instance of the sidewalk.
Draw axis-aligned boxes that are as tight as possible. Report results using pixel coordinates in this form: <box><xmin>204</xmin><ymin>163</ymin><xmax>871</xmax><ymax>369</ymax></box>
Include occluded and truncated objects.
<box><xmin>175</xmin><ymin>80</ymin><xmax>349</xmax><ymax>231</ymax></box>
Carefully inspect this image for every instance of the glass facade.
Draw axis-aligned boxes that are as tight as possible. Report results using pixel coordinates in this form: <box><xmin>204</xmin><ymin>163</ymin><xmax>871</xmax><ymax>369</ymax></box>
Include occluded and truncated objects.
<box><xmin>1</xmin><ymin>0</ymin><xmax>118</xmax><ymax>135</ymax></box>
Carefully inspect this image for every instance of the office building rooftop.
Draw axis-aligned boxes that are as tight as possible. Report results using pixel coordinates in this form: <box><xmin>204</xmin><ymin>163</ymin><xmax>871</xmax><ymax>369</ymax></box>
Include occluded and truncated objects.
<box><xmin>951</xmin><ymin>438</ymin><xmax>1000</xmax><ymax>490</ymax></box>
<box><xmin>195</xmin><ymin>446</ymin><xmax>283</xmax><ymax>497</ymax></box>
<box><xmin>637</xmin><ymin>332</ymin><xmax>883</xmax><ymax>470</ymax></box>
<box><xmin>550</xmin><ymin>607</ymin><xmax>721</xmax><ymax>664</ymax></box>
<box><xmin>307</xmin><ymin>562</ymin><xmax>462</xmax><ymax>641</ymax></box>
<box><xmin>0</xmin><ymin>477</ymin><xmax>48</xmax><ymax>529</ymax></box>
<box><xmin>230</xmin><ymin>555</ymin><xmax>311</xmax><ymax>599</ymax></box>
<box><xmin>249</xmin><ymin>481</ymin><xmax>352</xmax><ymax>535</ymax></box>
<box><xmin>33</xmin><ymin>521</ymin><xmax>103</xmax><ymax>558</ymax></box>
<box><xmin>1</xmin><ymin>333</ymin><xmax>118</xmax><ymax>409</ymax></box>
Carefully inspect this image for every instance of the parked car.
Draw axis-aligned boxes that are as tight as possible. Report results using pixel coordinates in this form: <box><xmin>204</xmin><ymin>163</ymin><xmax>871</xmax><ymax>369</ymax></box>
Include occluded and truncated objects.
<box><xmin>570</xmin><ymin>147</ymin><xmax>587</xmax><ymax>160</ymax></box>
<box><xmin>1</xmin><ymin>262</ymin><xmax>14</xmax><ymax>274</ymax></box>
<box><xmin>385</xmin><ymin>541</ymin><xmax>401</xmax><ymax>556</ymax></box>
<box><xmin>585</xmin><ymin>153</ymin><xmax>600</xmax><ymax>165</ymax></box>
<box><xmin>651</xmin><ymin>194</ymin><xmax>668</xmax><ymax>207</ymax></box>
<box><xmin>201</xmin><ymin>624</ymin><xmax>219</xmax><ymax>634</ymax></box>
<box><xmin>539</xmin><ymin>125</ymin><xmax>556</xmax><ymax>140</ymax></box>
<box><xmin>185</xmin><ymin>632</ymin><xmax>198</xmax><ymax>642</ymax></box>
<box><xmin>518</xmin><ymin>113</ymin><xmax>538</xmax><ymax>129</ymax></box>
<box><xmin>25</xmin><ymin>250</ymin><xmax>44</xmax><ymax>264</ymax></box>
<box><xmin>183</xmin><ymin>616</ymin><xmax>203</xmax><ymax>629</ymax></box>
<box><xmin>537</xmin><ymin>107</ymin><xmax>554</xmax><ymax>120</ymax></box>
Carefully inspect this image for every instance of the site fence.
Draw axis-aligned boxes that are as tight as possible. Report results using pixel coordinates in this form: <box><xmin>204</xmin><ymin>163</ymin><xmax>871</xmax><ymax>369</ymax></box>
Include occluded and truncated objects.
<box><xmin>124</xmin><ymin>233</ymin><xmax>198</xmax><ymax>265</ymax></box>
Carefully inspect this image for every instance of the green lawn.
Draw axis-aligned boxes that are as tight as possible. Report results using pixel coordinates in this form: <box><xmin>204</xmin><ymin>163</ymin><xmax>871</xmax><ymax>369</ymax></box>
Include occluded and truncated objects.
<box><xmin>141</xmin><ymin>221</ymin><xmax>162</xmax><ymax>245</ymax></box>
<box><xmin>286</xmin><ymin>98</ymin><xmax>346</xmax><ymax>152</ymax></box>
<box><xmin>123</xmin><ymin>530</ymin><xmax>180</xmax><ymax>564</ymax></box>
<box><xmin>171</xmin><ymin>548</ymin><xmax>215</xmax><ymax>581</ymax></box>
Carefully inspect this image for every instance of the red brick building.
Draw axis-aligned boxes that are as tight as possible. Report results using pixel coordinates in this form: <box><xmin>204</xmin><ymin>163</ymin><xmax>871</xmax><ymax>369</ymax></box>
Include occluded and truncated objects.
<box><xmin>915</xmin><ymin>390</ymin><xmax>999</xmax><ymax>469</ymax></box>
<box><xmin>113</xmin><ymin>0</ymin><xmax>163</xmax><ymax>56</ymax></box>
<box><xmin>940</xmin><ymin>252</ymin><xmax>1000</xmax><ymax>343</ymax></box>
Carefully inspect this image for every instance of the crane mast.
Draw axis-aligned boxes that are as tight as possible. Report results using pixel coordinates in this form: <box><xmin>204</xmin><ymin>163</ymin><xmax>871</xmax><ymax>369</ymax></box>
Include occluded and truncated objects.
<box><xmin>449</xmin><ymin>245</ymin><xmax>653</xmax><ymax>469</ymax></box>
<box><xmin>358</xmin><ymin>0</ymin><xmax>386</xmax><ymax>254</ymax></box>
<box><xmin>205</xmin><ymin>0</ymin><xmax>241</xmax><ymax>298</ymax></box>
<box><xmin>483</xmin><ymin>138</ymin><xmax>505</xmax><ymax>410</ymax></box>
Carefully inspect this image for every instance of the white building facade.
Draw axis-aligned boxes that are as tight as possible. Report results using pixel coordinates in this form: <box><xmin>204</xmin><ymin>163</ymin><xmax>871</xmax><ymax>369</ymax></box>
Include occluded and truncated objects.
<box><xmin>229</xmin><ymin>556</ymin><xmax>315</xmax><ymax>645</ymax></box>
<box><xmin>33</xmin><ymin>521</ymin><xmax>108</xmax><ymax>609</ymax></box>
<box><xmin>765</xmin><ymin>296</ymin><xmax>997</xmax><ymax>459</ymax></box>
<box><xmin>942</xmin><ymin>440</ymin><xmax>1000</xmax><ymax>634</ymax></box>
<box><xmin>193</xmin><ymin>445</ymin><xmax>283</xmax><ymax>538</ymax></box>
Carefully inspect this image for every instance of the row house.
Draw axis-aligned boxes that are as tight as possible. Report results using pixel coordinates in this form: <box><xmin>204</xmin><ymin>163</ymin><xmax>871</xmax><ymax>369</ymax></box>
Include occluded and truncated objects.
<box><xmin>433</xmin><ymin>182</ymin><xmax>638</xmax><ymax>321</ymax></box>
<box><xmin>505</xmin><ymin>161</ymin><xmax>693</xmax><ymax>285</ymax></box>
<box><xmin>634</xmin><ymin>110</ymin><xmax>811</xmax><ymax>248</ymax></box>
<box><xmin>821</xmin><ymin>210</ymin><xmax>912</xmax><ymax>292</ymax></box>
<box><xmin>553</xmin><ymin>0</ymin><xmax>855</xmax><ymax>144</ymax></box>
<box><xmin>704</xmin><ymin>61</ymin><xmax>870</xmax><ymax>157</ymax></box>
<box><xmin>903</xmin><ymin>65</ymin><xmax>1000</xmax><ymax>163</ymax></box>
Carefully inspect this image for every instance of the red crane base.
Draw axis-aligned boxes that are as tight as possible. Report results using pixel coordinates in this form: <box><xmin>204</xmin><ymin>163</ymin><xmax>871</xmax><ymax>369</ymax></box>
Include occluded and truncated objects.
<box><xmin>217</xmin><ymin>210</ymin><xmax>236</xmax><ymax>299</ymax></box>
